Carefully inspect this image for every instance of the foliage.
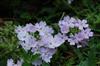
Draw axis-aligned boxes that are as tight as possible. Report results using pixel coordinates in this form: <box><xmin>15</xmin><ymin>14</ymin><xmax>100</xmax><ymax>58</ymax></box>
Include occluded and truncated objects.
<box><xmin>0</xmin><ymin>0</ymin><xmax>100</xmax><ymax>66</ymax></box>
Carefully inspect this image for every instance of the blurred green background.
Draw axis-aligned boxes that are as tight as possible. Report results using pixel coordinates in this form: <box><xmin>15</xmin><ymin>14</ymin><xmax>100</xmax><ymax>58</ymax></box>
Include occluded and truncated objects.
<box><xmin>0</xmin><ymin>0</ymin><xmax>100</xmax><ymax>66</ymax></box>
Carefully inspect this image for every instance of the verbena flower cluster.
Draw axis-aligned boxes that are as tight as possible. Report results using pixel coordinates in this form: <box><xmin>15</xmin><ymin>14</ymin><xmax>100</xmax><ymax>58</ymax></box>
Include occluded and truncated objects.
<box><xmin>15</xmin><ymin>16</ymin><xmax>93</xmax><ymax>65</ymax></box>
<box><xmin>59</xmin><ymin>16</ymin><xmax>93</xmax><ymax>48</ymax></box>
<box><xmin>15</xmin><ymin>21</ymin><xmax>65</xmax><ymax>64</ymax></box>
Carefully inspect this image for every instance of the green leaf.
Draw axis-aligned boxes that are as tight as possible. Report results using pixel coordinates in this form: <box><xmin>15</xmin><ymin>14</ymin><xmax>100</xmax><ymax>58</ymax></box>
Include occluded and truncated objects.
<box><xmin>22</xmin><ymin>62</ymin><xmax>31</xmax><ymax>66</ymax></box>
<box><xmin>41</xmin><ymin>62</ymin><xmax>50</xmax><ymax>66</ymax></box>
<box><xmin>65</xmin><ymin>58</ymin><xmax>75</xmax><ymax>66</ymax></box>
<box><xmin>87</xmin><ymin>46</ymin><xmax>96</xmax><ymax>66</ymax></box>
<box><xmin>19</xmin><ymin>49</ymin><xmax>39</xmax><ymax>64</ymax></box>
<box><xmin>0</xmin><ymin>59</ymin><xmax>7</xmax><ymax>66</ymax></box>
<box><xmin>20</xmin><ymin>12</ymin><xmax>32</xmax><ymax>20</ymax></box>
<box><xmin>77</xmin><ymin>60</ymin><xmax>88</xmax><ymax>66</ymax></box>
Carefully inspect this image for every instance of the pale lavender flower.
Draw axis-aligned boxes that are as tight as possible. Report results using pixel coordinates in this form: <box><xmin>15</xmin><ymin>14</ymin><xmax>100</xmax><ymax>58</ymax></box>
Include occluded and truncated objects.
<box><xmin>59</xmin><ymin>20</ymin><xmax>69</xmax><ymax>33</ymax></box>
<box><xmin>35</xmin><ymin>21</ymin><xmax>46</xmax><ymax>30</ymax></box>
<box><xmin>24</xmin><ymin>23</ymin><xmax>36</xmax><ymax>32</ymax></box>
<box><xmin>17</xmin><ymin>31</ymin><xmax>29</xmax><ymax>41</ymax></box>
<box><xmin>15</xmin><ymin>24</ymin><xmax>37</xmax><ymax>52</ymax></box>
<box><xmin>19</xmin><ymin>36</ymin><xmax>37</xmax><ymax>52</ymax></box>
<box><xmin>7</xmin><ymin>59</ymin><xmax>14</xmax><ymax>66</ymax></box>
<box><xmin>68</xmin><ymin>28</ymin><xmax>93</xmax><ymax>47</ymax></box>
<box><xmin>41</xmin><ymin>33</ymin><xmax>65</xmax><ymax>48</ymax></box>
<box><xmin>82</xmin><ymin>28</ymin><xmax>93</xmax><ymax>37</ymax></box>
<box><xmin>15</xmin><ymin>25</ymin><xmax>29</xmax><ymax>41</ymax></box>
<box><xmin>16</xmin><ymin>29</ymin><xmax>37</xmax><ymax>52</ymax></box>
<box><xmin>68</xmin><ymin>36</ymin><xmax>78</xmax><ymax>45</ymax></box>
<box><xmin>7</xmin><ymin>59</ymin><xmax>23</xmax><ymax>66</ymax></box>
<box><xmin>39</xmin><ymin>47</ymin><xmax>56</xmax><ymax>62</ymax></box>
<box><xmin>76</xmin><ymin>19</ymin><xmax>89</xmax><ymax>30</ymax></box>
<box><xmin>52</xmin><ymin>33</ymin><xmax>66</xmax><ymax>47</ymax></box>
<box><xmin>59</xmin><ymin>16</ymin><xmax>77</xmax><ymax>33</ymax></box>
<box><xmin>81</xmin><ymin>20</ymin><xmax>89</xmax><ymax>28</ymax></box>
<box><xmin>34</xmin><ymin>21</ymin><xmax>54</xmax><ymax>36</ymax></box>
